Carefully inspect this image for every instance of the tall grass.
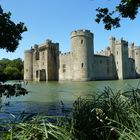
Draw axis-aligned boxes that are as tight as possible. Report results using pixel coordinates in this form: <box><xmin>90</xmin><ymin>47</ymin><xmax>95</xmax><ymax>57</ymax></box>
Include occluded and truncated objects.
<box><xmin>0</xmin><ymin>114</ymin><xmax>75</xmax><ymax>140</ymax></box>
<box><xmin>0</xmin><ymin>86</ymin><xmax>140</xmax><ymax>140</ymax></box>
<box><xmin>71</xmin><ymin>87</ymin><xmax>140</xmax><ymax>140</ymax></box>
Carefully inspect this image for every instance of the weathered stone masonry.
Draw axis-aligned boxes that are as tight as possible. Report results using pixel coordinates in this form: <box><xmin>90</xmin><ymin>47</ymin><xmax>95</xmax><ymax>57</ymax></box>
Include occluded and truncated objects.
<box><xmin>24</xmin><ymin>29</ymin><xmax>140</xmax><ymax>81</ymax></box>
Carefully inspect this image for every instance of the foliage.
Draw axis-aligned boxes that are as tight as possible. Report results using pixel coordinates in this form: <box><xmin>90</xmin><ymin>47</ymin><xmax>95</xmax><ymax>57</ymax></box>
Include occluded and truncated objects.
<box><xmin>0</xmin><ymin>114</ymin><xmax>75</xmax><ymax>140</ymax></box>
<box><xmin>0</xmin><ymin>5</ymin><xmax>27</xmax><ymax>52</ymax></box>
<box><xmin>111</xmin><ymin>109</ymin><xmax>140</xmax><ymax>140</ymax></box>
<box><xmin>95</xmin><ymin>0</ymin><xmax>140</xmax><ymax>30</ymax></box>
<box><xmin>71</xmin><ymin>87</ymin><xmax>140</xmax><ymax>140</ymax></box>
<box><xmin>0</xmin><ymin>58</ymin><xmax>23</xmax><ymax>82</ymax></box>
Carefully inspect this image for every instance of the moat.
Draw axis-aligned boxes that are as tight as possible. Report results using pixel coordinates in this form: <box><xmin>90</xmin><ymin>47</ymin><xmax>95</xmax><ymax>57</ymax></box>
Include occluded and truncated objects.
<box><xmin>1</xmin><ymin>79</ymin><xmax>140</xmax><ymax>116</ymax></box>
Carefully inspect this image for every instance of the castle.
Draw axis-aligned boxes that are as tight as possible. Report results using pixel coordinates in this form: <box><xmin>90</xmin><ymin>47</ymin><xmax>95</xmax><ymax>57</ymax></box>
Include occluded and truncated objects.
<box><xmin>24</xmin><ymin>29</ymin><xmax>140</xmax><ymax>81</ymax></box>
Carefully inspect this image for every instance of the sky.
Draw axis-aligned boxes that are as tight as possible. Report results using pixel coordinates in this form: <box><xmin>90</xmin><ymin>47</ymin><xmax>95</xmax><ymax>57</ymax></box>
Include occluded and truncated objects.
<box><xmin>0</xmin><ymin>0</ymin><xmax>140</xmax><ymax>60</ymax></box>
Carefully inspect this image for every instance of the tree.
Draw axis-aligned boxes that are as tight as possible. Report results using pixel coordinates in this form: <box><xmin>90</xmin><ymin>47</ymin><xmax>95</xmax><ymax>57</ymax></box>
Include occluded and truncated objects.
<box><xmin>0</xmin><ymin>58</ymin><xmax>24</xmax><ymax>81</ymax></box>
<box><xmin>4</xmin><ymin>66</ymin><xmax>21</xmax><ymax>80</ymax></box>
<box><xmin>0</xmin><ymin>5</ymin><xmax>27</xmax><ymax>52</ymax></box>
<box><xmin>95</xmin><ymin>0</ymin><xmax>140</xmax><ymax>30</ymax></box>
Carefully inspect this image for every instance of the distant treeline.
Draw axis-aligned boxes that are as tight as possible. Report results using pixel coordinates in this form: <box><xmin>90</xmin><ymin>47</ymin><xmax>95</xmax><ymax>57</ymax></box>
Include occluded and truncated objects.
<box><xmin>0</xmin><ymin>58</ymin><xmax>23</xmax><ymax>82</ymax></box>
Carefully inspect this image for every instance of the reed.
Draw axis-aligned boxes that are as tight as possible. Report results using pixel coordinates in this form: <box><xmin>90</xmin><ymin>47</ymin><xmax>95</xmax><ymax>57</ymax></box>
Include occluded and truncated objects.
<box><xmin>0</xmin><ymin>86</ymin><xmax>140</xmax><ymax>140</ymax></box>
<box><xmin>71</xmin><ymin>87</ymin><xmax>140</xmax><ymax>140</ymax></box>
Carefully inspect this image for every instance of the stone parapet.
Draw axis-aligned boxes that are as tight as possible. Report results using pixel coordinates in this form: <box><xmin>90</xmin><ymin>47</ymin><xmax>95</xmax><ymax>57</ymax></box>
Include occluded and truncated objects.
<box><xmin>71</xmin><ymin>29</ymin><xmax>93</xmax><ymax>39</ymax></box>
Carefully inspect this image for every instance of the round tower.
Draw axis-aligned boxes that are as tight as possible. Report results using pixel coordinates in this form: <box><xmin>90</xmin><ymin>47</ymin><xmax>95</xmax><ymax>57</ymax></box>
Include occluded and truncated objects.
<box><xmin>134</xmin><ymin>47</ymin><xmax>140</xmax><ymax>77</ymax></box>
<box><xmin>71</xmin><ymin>29</ymin><xmax>94</xmax><ymax>81</ymax></box>
<box><xmin>24</xmin><ymin>49</ymin><xmax>33</xmax><ymax>81</ymax></box>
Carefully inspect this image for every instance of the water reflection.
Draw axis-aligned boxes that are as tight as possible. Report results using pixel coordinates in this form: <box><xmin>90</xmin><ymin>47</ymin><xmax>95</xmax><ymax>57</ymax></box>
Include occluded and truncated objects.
<box><xmin>1</xmin><ymin>79</ymin><xmax>140</xmax><ymax>115</ymax></box>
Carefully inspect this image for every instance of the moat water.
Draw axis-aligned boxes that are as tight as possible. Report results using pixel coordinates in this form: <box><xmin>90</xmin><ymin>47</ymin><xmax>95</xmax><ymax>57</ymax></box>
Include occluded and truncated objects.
<box><xmin>1</xmin><ymin>79</ymin><xmax>140</xmax><ymax>116</ymax></box>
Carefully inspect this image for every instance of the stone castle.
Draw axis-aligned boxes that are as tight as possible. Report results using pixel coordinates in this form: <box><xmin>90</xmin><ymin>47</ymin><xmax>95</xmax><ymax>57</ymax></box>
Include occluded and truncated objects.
<box><xmin>24</xmin><ymin>29</ymin><xmax>140</xmax><ymax>81</ymax></box>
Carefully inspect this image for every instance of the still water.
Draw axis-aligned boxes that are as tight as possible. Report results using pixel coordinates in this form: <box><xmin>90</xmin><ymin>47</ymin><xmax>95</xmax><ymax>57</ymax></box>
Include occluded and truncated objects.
<box><xmin>1</xmin><ymin>79</ymin><xmax>140</xmax><ymax>115</ymax></box>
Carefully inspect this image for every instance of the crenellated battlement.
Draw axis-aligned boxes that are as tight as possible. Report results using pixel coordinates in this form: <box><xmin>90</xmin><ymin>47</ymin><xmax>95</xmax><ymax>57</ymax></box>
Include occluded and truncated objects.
<box><xmin>60</xmin><ymin>52</ymin><xmax>71</xmax><ymax>56</ymax></box>
<box><xmin>109</xmin><ymin>36</ymin><xmax>116</xmax><ymax>40</ymax></box>
<box><xmin>31</xmin><ymin>39</ymin><xmax>59</xmax><ymax>51</ymax></box>
<box><xmin>115</xmin><ymin>38</ymin><xmax>128</xmax><ymax>46</ymax></box>
<box><xmin>24</xmin><ymin>49</ymin><xmax>34</xmax><ymax>53</ymax></box>
<box><xmin>71</xmin><ymin>29</ymin><xmax>93</xmax><ymax>39</ymax></box>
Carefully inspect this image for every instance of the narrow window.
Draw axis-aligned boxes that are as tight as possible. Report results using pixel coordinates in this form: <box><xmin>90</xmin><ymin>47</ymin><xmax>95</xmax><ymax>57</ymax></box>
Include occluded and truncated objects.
<box><xmin>117</xmin><ymin>51</ymin><xmax>118</xmax><ymax>55</ymax></box>
<box><xmin>81</xmin><ymin>40</ymin><xmax>83</xmax><ymax>44</ymax></box>
<box><xmin>106</xmin><ymin>60</ymin><xmax>109</xmax><ymax>65</ymax></box>
<box><xmin>131</xmin><ymin>65</ymin><xmax>133</xmax><ymax>72</ymax></box>
<box><xmin>63</xmin><ymin>64</ymin><xmax>66</xmax><ymax>72</ymax></box>
<box><xmin>26</xmin><ymin>69</ymin><xmax>28</xmax><ymax>72</ymax></box>
<box><xmin>81</xmin><ymin>63</ymin><xmax>84</xmax><ymax>68</ymax></box>
<box><xmin>35</xmin><ymin>51</ymin><xmax>39</xmax><ymax>60</ymax></box>
<box><xmin>107</xmin><ymin>67</ymin><xmax>109</xmax><ymax>74</ymax></box>
<box><xmin>42</xmin><ymin>52</ymin><xmax>45</xmax><ymax>59</ymax></box>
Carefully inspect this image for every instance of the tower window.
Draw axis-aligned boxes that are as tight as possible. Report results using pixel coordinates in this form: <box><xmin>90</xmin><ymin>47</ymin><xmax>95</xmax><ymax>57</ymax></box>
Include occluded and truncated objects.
<box><xmin>42</xmin><ymin>51</ymin><xmax>45</xmax><ymax>59</ymax></box>
<box><xmin>106</xmin><ymin>60</ymin><xmax>109</xmax><ymax>65</ymax></box>
<box><xmin>107</xmin><ymin>67</ymin><xmax>109</xmax><ymax>74</ymax></box>
<box><xmin>81</xmin><ymin>63</ymin><xmax>84</xmax><ymax>68</ymax></box>
<box><xmin>35</xmin><ymin>51</ymin><xmax>39</xmax><ymax>60</ymax></box>
<box><xmin>116</xmin><ymin>51</ymin><xmax>118</xmax><ymax>55</ymax></box>
<box><xmin>81</xmin><ymin>40</ymin><xmax>83</xmax><ymax>44</ymax></box>
<box><xmin>63</xmin><ymin>64</ymin><xmax>66</xmax><ymax>72</ymax></box>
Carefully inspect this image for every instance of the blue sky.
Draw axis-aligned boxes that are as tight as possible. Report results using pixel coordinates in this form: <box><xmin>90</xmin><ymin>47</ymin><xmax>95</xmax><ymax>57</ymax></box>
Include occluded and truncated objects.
<box><xmin>0</xmin><ymin>0</ymin><xmax>140</xmax><ymax>60</ymax></box>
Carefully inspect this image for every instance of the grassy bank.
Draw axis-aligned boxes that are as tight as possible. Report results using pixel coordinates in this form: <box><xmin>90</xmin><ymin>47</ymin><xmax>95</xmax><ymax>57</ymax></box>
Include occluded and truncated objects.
<box><xmin>0</xmin><ymin>86</ymin><xmax>140</xmax><ymax>140</ymax></box>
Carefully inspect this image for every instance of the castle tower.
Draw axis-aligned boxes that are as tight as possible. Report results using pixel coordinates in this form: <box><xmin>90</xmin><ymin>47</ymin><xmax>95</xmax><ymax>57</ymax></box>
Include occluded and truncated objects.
<box><xmin>115</xmin><ymin>38</ymin><xmax>129</xmax><ymax>79</ymax></box>
<box><xmin>24</xmin><ymin>48</ymin><xmax>33</xmax><ymax>81</ymax></box>
<box><xmin>134</xmin><ymin>47</ymin><xmax>140</xmax><ymax>77</ymax></box>
<box><xmin>32</xmin><ymin>40</ymin><xmax>59</xmax><ymax>81</ymax></box>
<box><xmin>46</xmin><ymin>40</ymin><xmax>59</xmax><ymax>81</ymax></box>
<box><xmin>129</xmin><ymin>43</ymin><xmax>135</xmax><ymax>59</ymax></box>
<box><xmin>110</xmin><ymin>36</ymin><xmax>116</xmax><ymax>55</ymax></box>
<box><xmin>71</xmin><ymin>29</ymin><xmax>94</xmax><ymax>81</ymax></box>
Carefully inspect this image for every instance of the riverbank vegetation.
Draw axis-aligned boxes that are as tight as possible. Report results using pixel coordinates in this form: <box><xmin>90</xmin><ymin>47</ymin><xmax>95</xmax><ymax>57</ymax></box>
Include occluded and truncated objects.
<box><xmin>0</xmin><ymin>86</ymin><xmax>140</xmax><ymax>140</ymax></box>
<box><xmin>0</xmin><ymin>58</ymin><xmax>23</xmax><ymax>82</ymax></box>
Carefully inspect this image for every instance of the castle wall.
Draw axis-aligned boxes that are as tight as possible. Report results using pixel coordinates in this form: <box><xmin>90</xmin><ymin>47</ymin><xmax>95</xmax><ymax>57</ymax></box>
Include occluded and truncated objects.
<box><xmin>128</xmin><ymin>58</ymin><xmax>136</xmax><ymax>78</ymax></box>
<box><xmin>59</xmin><ymin>52</ymin><xmax>72</xmax><ymax>80</ymax></box>
<box><xmin>94</xmin><ymin>55</ymin><xmax>114</xmax><ymax>80</ymax></box>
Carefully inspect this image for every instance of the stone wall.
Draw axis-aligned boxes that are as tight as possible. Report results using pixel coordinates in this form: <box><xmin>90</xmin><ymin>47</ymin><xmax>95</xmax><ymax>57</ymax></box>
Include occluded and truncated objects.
<box><xmin>94</xmin><ymin>55</ymin><xmax>114</xmax><ymax>80</ymax></box>
<box><xmin>59</xmin><ymin>52</ymin><xmax>72</xmax><ymax>80</ymax></box>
